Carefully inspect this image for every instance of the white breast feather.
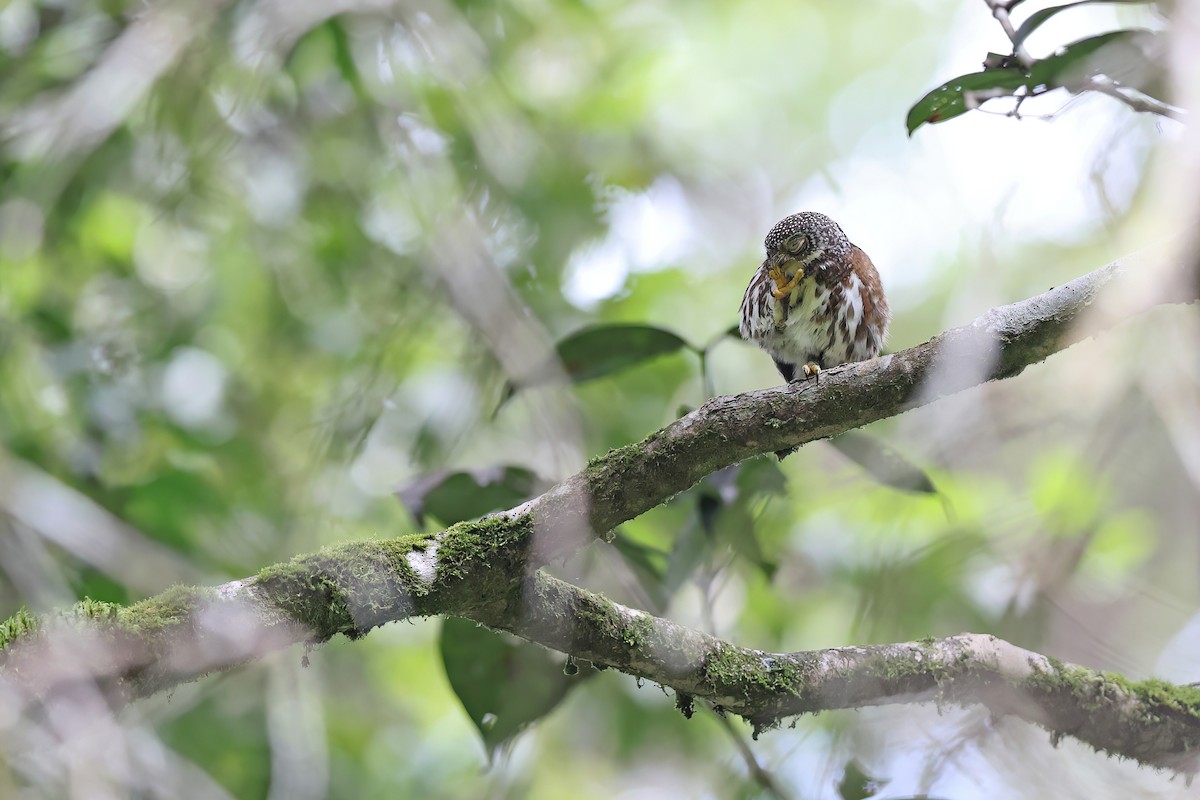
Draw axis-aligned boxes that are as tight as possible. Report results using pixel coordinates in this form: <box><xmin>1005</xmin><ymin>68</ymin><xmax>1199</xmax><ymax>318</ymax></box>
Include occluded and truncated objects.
<box><xmin>843</xmin><ymin>273</ymin><xmax>864</xmax><ymax>341</ymax></box>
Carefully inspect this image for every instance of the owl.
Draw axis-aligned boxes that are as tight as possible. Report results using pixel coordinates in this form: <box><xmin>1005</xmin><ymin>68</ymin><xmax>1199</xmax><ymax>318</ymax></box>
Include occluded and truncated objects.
<box><xmin>739</xmin><ymin>212</ymin><xmax>889</xmax><ymax>382</ymax></box>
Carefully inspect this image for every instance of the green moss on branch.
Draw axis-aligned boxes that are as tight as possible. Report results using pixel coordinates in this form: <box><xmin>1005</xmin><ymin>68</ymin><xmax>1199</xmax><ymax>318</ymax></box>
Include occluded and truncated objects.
<box><xmin>0</xmin><ymin>607</ymin><xmax>40</xmax><ymax>652</ymax></box>
<box><xmin>254</xmin><ymin>535</ymin><xmax>434</xmax><ymax>641</ymax></box>
<box><xmin>0</xmin><ymin>585</ymin><xmax>219</xmax><ymax>658</ymax></box>
<box><xmin>252</xmin><ymin>515</ymin><xmax>536</xmax><ymax>641</ymax></box>
<box><xmin>1022</xmin><ymin>660</ymin><xmax>1200</xmax><ymax>759</ymax></box>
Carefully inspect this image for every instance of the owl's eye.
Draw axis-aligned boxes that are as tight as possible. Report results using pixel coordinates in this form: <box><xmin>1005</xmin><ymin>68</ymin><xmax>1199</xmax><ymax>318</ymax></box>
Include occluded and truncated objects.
<box><xmin>784</xmin><ymin>233</ymin><xmax>807</xmax><ymax>254</ymax></box>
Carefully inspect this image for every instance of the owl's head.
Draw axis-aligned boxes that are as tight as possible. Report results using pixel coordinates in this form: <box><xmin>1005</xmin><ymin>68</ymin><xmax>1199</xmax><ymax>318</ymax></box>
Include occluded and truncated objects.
<box><xmin>763</xmin><ymin>212</ymin><xmax>851</xmax><ymax>271</ymax></box>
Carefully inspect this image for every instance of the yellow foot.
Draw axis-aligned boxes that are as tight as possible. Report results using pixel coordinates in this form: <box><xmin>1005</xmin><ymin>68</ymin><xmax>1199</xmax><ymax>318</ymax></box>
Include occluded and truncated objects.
<box><xmin>771</xmin><ymin>269</ymin><xmax>804</xmax><ymax>299</ymax></box>
<box><xmin>768</xmin><ymin>265</ymin><xmax>787</xmax><ymax>291</ymax></box>
<box><xmin>802</xmin><ymin>363</ymin><xmax>821</xmax><ymax>379</ymax></box>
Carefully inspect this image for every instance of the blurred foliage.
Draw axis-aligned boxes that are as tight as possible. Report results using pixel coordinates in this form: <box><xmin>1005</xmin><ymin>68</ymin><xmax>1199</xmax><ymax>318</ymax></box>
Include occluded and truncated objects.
<box><xmin>0</xmin><ymin>0</ymin><xmax>1188</xmax><ymax>797</ymax></box>
<box><xmin>908</xmin><ymin>0</ymin><xmax>1173</xmax><ymax>134</ymax></box>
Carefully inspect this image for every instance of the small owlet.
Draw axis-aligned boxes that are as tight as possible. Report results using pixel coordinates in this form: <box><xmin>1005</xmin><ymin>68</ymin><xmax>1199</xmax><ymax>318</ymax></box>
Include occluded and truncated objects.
<box><xmin>739</xmin><ymin>212</ymin><xmax>890</xmax><ymax>382</ymax></box>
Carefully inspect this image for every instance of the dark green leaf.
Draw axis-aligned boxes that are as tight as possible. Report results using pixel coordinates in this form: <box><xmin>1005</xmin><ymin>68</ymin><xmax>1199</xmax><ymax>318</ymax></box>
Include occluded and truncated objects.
<box><xmin>440</xmin><ymin>617</ymin><xmax>586</xmax><ymax>760</ymax></box>
<box><xmin>838</xmin><ymin>759</ymin><xmax>888</xmax><ymax>800</ymax></box>
<box><xmin>554</xmin><ymin>323</ymin><xmax>692</xmax><ymax>383</ymax></box>
<box><xmin>1013</xmin><ymin>1</ymin><xmax>1152</xmax><ymax>48</ymax></box>
<box><xmin>395</xmin><ymin>466</ymin><xmax>539</xmax><ymax>526</ymax></box>
<box><xmin>1029</xmin><ymin>29</ymin><xmax>1152</xmax><ymax>89</ymax></box>
<box><xmin>906</xmin><ymin>69</ymin><xmax>1029</xmax><ymax>135</ymax></box>
<box><xmin>829</xmin><ymin>431</ymin><xmax>936</xmax><ymax>494</ymax></box>
<box><xmin>499</xmin><ymin>324</ymin><xmax>694</xmax><ymax>408</ymax></box>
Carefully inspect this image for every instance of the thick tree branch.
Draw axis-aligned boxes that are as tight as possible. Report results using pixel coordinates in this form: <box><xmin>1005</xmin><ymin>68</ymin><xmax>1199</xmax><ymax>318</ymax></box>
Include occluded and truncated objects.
<box><xmin>494</xmin><ymin>572</ymin><xmax>1200</xmax><ymax>773</ymax></box>
<box><xmin>1</xmin><ymin>244</ymin><xmax>1197</xmax><ymax>767</ymax></box>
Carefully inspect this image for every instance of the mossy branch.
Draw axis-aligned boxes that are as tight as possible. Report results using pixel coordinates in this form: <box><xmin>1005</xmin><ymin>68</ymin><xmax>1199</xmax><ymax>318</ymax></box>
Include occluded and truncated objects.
<box><xmin>494</xmin><ymin>572</ymin><xmax>1200</xmax><ymax>773</ymax></box>
<box><xmin>0</xmin><ymin>244</ymin><xmax>1197</xmax><ymax>766</ymax></box>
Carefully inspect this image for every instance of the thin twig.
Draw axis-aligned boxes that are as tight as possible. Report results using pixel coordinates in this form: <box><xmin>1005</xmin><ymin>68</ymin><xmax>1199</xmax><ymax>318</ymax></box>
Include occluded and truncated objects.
<box><xmin>984</xmin><ymin>0</ymin><xmax>1034</xmax><ymax>68</ymax></box>
<box><xmin>1082</xmin><ymin>79</ymin><xmax>1186</xmax><ymax>120</ymax></box>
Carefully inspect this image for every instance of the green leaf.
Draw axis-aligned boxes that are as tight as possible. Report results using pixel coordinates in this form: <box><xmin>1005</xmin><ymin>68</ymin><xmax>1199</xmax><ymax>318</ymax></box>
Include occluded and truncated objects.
<box><xmin>906</xmin><ymin>69</ymin><xmax>1029</xmax><ymax>135</ymax></box>
<box><xmin>720</xmin><ymin>460</ymin><xmax>786</xmax><ymax>574</ymax></box>
<box><xmin>498</xmin><ymin>323</ymin><xmax>694</xmax><ymax>408</ymax></box>
<box><xmin>829</xmin><ymin>431</ymin><xmax>936</xmax><ymax>494</ymax></box>
<box><xmin>440</xmin><ymin>617</ymin><xmax>585</xmax><ymax>760</ymax></box>
<box><xmin>1013</xmin><ymin>1</ymin><xmax>1152</xmax><ymax>48</ymax></box>
<box><xmin>553</xmin><ymin>323</ymin><xmax>693</xmax><ymax>383</ymax></box>
<box><xmin>907</xmin><ymin>28</ymin><xmax>1167</xmax><ymax>136</ymax></box>
<box><xmin>1029</xmin><ymin>29</ymin><xmax>1152</xmax><ymax>89</ymax></box>
<box><xmin>395</xmin><ymin>466</ymin><xmax>539</xmax><ymax>526</ymax></box>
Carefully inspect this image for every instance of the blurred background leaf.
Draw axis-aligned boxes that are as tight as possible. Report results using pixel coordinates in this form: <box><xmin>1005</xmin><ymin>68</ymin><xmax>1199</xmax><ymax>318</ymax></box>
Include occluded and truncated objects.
<box><xmin>828</xmin><ymin>431</ymin><xmax>937</xmax><ymax>495</ymax></box>
<box><xmin>396</xmin><ymin>466</ymin><xmax>541</xmax><ymax>527</ymax></box>
<box><xmin>501</xmin><ymin>323</ymin><xmax>695</xmax><ymax>405</ymax></box>
<box><xmin>440</xmin><ymin>616</ymin><xmax>587</xmax><ymax>761</ymax></box>
<box><xmin>552</xmin><ymin>324</ymin><xmax>695</xmax><ymax>384</ymax></box>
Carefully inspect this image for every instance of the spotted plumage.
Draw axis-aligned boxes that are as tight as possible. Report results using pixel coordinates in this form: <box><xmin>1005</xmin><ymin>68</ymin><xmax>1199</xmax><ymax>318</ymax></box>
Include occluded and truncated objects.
<box><xmin>739</xmin><ymin>212</ymin><xmax>889</xmax><ymax>382</ymax></box>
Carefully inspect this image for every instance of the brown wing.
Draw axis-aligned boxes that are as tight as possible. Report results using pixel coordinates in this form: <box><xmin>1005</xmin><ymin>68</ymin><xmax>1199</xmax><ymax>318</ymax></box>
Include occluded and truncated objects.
<box><xmin>847</xmin><ymin>245</ymin><xmax>890</xmax><ymax>359</ymax></box>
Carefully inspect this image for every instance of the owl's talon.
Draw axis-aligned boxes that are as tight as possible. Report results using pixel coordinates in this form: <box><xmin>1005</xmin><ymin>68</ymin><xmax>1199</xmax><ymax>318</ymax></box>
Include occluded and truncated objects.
<box><xmin>802</xmin><ymin>363</ymin><xmax>821</xmax><ymax>379</ymax></box>
<box><xmin>771</xmin><ymin>269</ymin><xmax>804</xmax><ymax>299</ymax></box>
